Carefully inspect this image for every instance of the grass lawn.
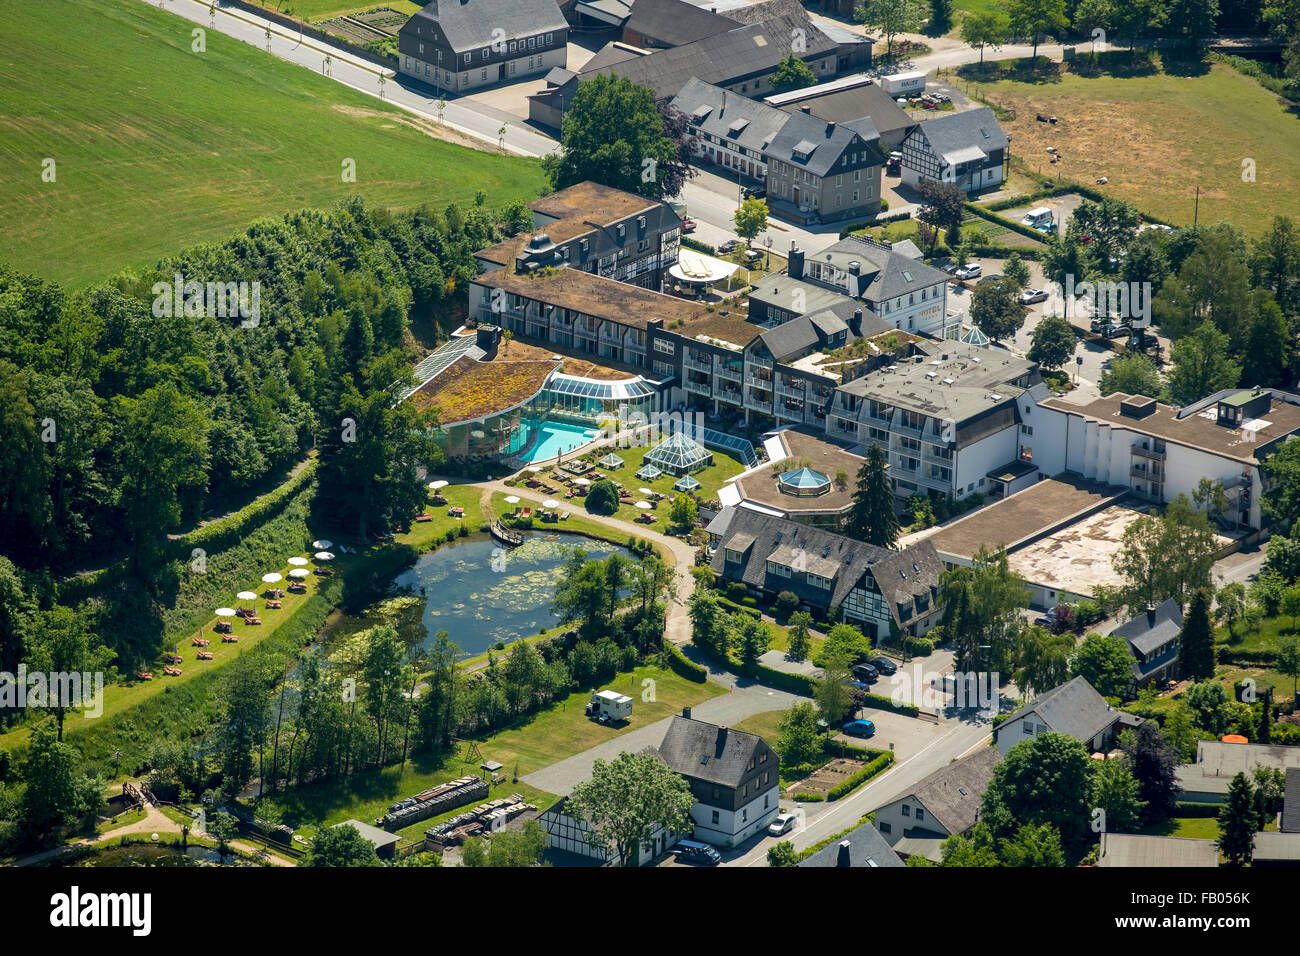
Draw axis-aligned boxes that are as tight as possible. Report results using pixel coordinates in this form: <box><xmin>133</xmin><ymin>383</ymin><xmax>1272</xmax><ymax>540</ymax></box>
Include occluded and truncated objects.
<box><xmin>400</xmin><ymin>484</ymin><xmax>494</xmax><ymax>551</ymax></box>
<box><xmin>244</xmin><ymin>0</ymin><xmax>422</xmax><ymax>21</ymax></box>
<box><xmin>0</xmin><ymin>0</ymin><xmax>546</xmax><ymax>288</ymax></box>
<box><xmin>953</xmin><ymin>61</ymin><xmax>1300</xmax><ymax>234</ymax></box>
<box><xmin>520</xmin><ymin>443</ymin><xmax>748</xmax><ymax>528</ymax></box>
<box><xmin>1141</xmin><ymin>816</ymin><xmax>1222</xmax><ymax>843</ymax></box>
<box><xmin>261</xmin><ymin>663</ymin><xmax>723</xmax><ymax>834</ymax></box>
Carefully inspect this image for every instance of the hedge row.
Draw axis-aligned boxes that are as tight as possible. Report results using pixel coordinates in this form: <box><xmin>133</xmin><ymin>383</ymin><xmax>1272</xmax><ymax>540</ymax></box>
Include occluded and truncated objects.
<box><xmin>57</xmin><ymin>458</ymin><xmax>319</xmax><ymax>604</ymax></box>
<box><xmin>1174</xmin><ymin>801</ymin><xmax>1223</xmax><ymax>818</ymax></box>
<box><xmin>827</xmin><ymin>752</ymin><xmax>894</xmax><ymax>800</ymax></box>
<box><xmin>964</xmin><ymin>202</ymin><xmax>1053</xmax><ymax>245</ymax></box>
<box><xmin>861</xmin><ymin>691</ymin><xmax>920</xmax><ymax>718</ymax></box>
<box><xmin>681</xmin><ymin>236</ymin><xmax>717</xmax><ymax>256</ymax></box>
<box><xmin>661</xmin><ymin>638</ymin><xmax>708</xmax><ymax>683</ymax></box>
<box><xmin>839</xmin><ymin>210</ymin><xmax>913</xmax><ymax>239</ymax></box>
<box><xmin>982</xmin><ymin>179</ymin><xmax>1174</xmax><ymax>228</ymax></box>
<box><xmin>966</xmin><ymin>242</ymin><xmax>1045</xmax><ymax>261</ymax></box>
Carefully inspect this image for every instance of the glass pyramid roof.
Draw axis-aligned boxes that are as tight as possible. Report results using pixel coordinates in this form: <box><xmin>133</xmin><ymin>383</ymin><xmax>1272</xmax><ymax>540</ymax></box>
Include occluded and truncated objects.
<box><xmin>646</xmin><ymin>431</ymin><xmax>712</xmax><ymax>472</ymax></box>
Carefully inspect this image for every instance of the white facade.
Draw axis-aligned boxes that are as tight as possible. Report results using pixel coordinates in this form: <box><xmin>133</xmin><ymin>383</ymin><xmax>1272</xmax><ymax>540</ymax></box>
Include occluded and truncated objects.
<box><xmin>873</xmin><ymin>793</ymin><xmax>950</xmax><ymax>845</ymax></box>
<box><xmin>1020</xmin><ymin>391</ymin><xmax>1261</xmax><ymax>528</ymax></box>
<box><xmin>401</xmin><ymin>46</ymin><xmax>565</xmax><ymax>92</ymax></box>
<box><xmin>691</xmin><ymin>786</ymin><xmax>780</xmax><ymax>848</ymax></box>
<box><xmin>995</xmin><ymin>708</ymin><xmax>1110</xmax><ymax>755</ymax></box>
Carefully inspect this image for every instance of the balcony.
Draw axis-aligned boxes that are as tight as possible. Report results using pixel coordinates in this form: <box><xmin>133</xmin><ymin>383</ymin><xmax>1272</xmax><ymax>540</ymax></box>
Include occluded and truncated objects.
<box><xmin>685</xmin><ymin>355</ymin><xmax>712</xmax><ymax>372</ymax></box>
<box><xmin>1131</xmin><ymin>442</ymin><xmax>1166</xmax><ymax>461</ymax></box>
<box><xmin>1130</xmin><ymin>466</ymin><xmax>1165</xmax><ymax>483</ymax></box>
<box><xmin>716</xmin><ymin>364</ymin><xmax>743</xmax><ymax>382</ymax></box>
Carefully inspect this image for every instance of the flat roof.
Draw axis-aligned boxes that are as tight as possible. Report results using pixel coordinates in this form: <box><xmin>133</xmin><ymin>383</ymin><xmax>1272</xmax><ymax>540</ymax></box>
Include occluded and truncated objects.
<box><xmin>1098</xmin><ymin>833</ymin><xmax>1219</xmax><ymax>867</ymax></box>
<box><xmin>1043</xmin><ymin>390</ymin><xmax>1300</xmax><ymax>465</ymax></box>
<box><xmin>335</xmin><ymin>819</ymin><xmax>401</xmax><ymax>848</ymax></box>
<box><xmin>732</xmin><ymin>429</ymin><xmax>863</xmax><ymax>516</ymax></box>
<box><xmin>409</xmin><ymin>350</ymin><xmax>558</xmax><ymax>423</ymax></box>
<box><xmin>913</xmin><ymin>473</ymin><xmax>1124</xmax><ymax>559</ymax></box>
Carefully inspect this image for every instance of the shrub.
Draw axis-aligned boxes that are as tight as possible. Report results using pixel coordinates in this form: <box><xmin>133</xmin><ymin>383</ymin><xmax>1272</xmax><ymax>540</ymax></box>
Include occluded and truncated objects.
<box><xmin>904</xmin><ymin>636</ymin><xmax>933</xmax><ymax>657</ymax></box>
<box><xmin>661</xmin><ymin>638</ymin><xmax>707</xmax><ymax>683</ymax></box>
<box><xmin>584</xmin><ymin>479</ymin><xmax>620</xmax><ymax>515</ymax></box>
<box><xmin>773</xmin><ymin>590</ymin><xmax>800</xmax><ymax>619</ymax></box>
<box><xmin>726</xmin><ymin>580</ymin><xmax>749</xmax><ymax>602</ymax></box>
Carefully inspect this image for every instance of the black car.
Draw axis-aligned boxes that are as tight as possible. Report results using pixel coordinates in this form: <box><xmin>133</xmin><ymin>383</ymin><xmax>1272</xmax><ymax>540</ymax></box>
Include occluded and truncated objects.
<box><xmin>851</xmin><ymin>662</ymin><xmax>879</xmax><ymax>683</ymax></box>
<box><xmin>870</xmin><ymin>656</ymin><xmax>897</xmax><ymax>676</ymax></box>
<box><xmin>744</xmin><ymin>186</ymin><xmax>767</xmax><ymax>200</ymax></box>
<box><xmin>717</xmin><ymin>239</ymin><xmax>738</xmax><ymax>255</ymax></box>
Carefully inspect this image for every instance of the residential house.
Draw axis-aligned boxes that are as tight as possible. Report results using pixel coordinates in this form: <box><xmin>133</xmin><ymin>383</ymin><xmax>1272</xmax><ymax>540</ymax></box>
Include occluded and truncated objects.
<box><xmin>871</xmin><ymin>746</ymin><xmax>1001</xmax><ymax>861</ymax></box>
<box><xmin>334</xmin><ymin>819</ymin><xmax>401</xmax><ymax>860</ymax></box>
<box><xmin>797</xmin><ymin>820</ymin><xmax>904</xmax><ymax>867</ymax></box>
<box><xmin>671</xmin><ymin>78</ymin><xmax>792</xmax><ymax>185</ymax></box>
<box><xmin>538</xmin><ymin>795</ymin><xmax>676</xmax><ymax>865</ymax></box>
<box><xmin>1109</xmin><ymin>598</ymin><xmax>1183</xmax><ymax>698</ymax></box>
<box><xmin>706</xmin><ymin>506</ymin><xmax>945</xmax><ymax>640</ymax></box>
<box><xmin>646</xmin><ymin>709</ymin><xmax>781</xmax><ymax>847</ymax></box>
<box><xmin>621</xmin><ymin>0</ymin><xmax>736</xmax><ymax>48</ymax></box>
<box><xmin>762</xmin><ymin>111</ymin><xmax>885</xmax><ymax>224</ymax></box>
<box><xmin>398</xmin><ymin>0</ymin><xmax>568</xmax><ymax>92</ymax></box>
<box><xmin>993</xmin><ymin>676</ymin><xmax>1142</xmax><ymax>756</ymax></box>
<box><xmin>899</xmin><ymin>107</ymin><xmax>1007</xmax><ymax>194</ymax></box>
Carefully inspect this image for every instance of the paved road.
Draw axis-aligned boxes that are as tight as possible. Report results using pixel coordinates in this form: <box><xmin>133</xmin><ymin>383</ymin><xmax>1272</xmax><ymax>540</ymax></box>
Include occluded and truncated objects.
<box><xmin>733</xmin><ymin>712</ymin><xmax>993</xmax><ymax>866</ymax></box>
<box><xmin>523</xmin><ymin>682</ymin><xmax>802</xmax><ymax>795</ymax></box>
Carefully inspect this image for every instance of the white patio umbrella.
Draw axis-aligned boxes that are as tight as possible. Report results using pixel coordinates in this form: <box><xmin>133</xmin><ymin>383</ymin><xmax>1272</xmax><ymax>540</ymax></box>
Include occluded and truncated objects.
<box><xmin>638</xmin><ymin>487</ymin><xmax>654</xmax><ymax>496</ymax></box>
<box><xmin>311</xmin><ymin>539</ymin><xmax>333</xmax><ymax>550</ymax></box>
<box><xmin>236</xmin><ymin>591</ymin><xmax>257</xmax><ymax>601</ymax></box>
<box><xmin>504</xmin><ymin>495</ymin><xmax>520</xmax><ymax>504</ymax></box>
<box><xmin>261</xmin><ymin>573</ymin><xmax>283</xmax><ymax>584</ymax></box>
<box><xmin>573</xmin><ymin>477</ymin><xmax>591</xmax><ymax>486</ymax></box>
<box><xmin>288</xmin><ymin>569</ymin><xmax>310</xmax><ymax>579</ymax></box>
<box><xmin>288</xmin><ymin>556</ymin><xmax>308</xmax><ymax>566</ymax></box>
<box><xmin>527</xmin><ymin>466</ymin><xmax>544</xmax><ymax>473</ymax></box>
<box><xmin>635</xmin><ymin>500</ymin><xmax>653</xmax><ymax>510</ymax></box>
<box><xmin>215</xmin><ymin>608</ymin><xmax>236</xmax><ymax>618</ymax></box>
<box><xmin>315</xmin><ymin>552</ymin><xmax>335</xmax><ymax>561</ymax></box>
<box><xmin>543</xmin><ymin>499</ymin><xmax>560</xmax><ymax>509</ymax></box>
<box><xmin>428</xmin><ymin>480</ymin><xmax>449</xmax><ymax>490</ymax></box>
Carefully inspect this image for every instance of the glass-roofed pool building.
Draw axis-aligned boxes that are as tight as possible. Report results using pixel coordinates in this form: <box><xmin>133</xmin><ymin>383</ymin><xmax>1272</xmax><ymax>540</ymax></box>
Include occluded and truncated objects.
<box><xmin>407</xmin><ymin>326</ymin><xmax>660</xmax><ymax>465</ymax></box>
<box><xmin>645</xmin><ymin>431</ymin><xmax>714</xmax><ymax>477</ymax></box>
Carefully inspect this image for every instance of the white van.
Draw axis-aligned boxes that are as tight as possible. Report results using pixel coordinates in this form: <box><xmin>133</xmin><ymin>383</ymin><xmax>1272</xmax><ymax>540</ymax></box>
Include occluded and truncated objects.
<box><xmin>1022</xmin><ymin>206</ymin><xmax>1054</xmax><ymax>231</ymax></box>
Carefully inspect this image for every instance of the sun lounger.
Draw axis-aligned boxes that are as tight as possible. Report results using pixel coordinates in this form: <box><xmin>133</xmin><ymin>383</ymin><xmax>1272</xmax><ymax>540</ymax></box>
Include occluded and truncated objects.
<box><xmin>222</xmin><ymin>635</ymin><xmax>239</xmax><ymax>643</ymax></box>
<box><xmin>196</xmin><ymin>651</ymin><xmax>213</xmax><ymax>660</ymax></box>
<box><xmin>136</xmin><ymin>672</ymin><xmax>153</xmax><ymax>681</ymax></box>
<box><xmin>415</xmin><ymin>513</ymin><xmax>433</xmax><ymax>522</ymax></box>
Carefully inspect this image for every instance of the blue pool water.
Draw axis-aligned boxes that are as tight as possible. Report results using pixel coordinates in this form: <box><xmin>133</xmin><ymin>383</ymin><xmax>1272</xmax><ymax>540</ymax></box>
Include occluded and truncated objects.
<box><xmin>520</xmin><ymin>419</ymin><xmax>601</xmax><ymax>463</ymax></box>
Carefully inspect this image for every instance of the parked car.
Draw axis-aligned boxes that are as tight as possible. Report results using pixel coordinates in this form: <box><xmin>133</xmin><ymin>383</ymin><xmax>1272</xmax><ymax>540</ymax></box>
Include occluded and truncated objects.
<box><xmin>681</xmin><ymin>218</ymin><xmax>697</xmax><ymax>233</ymax></box>
<box><xmin>848</xmin><ymin>680</ymin><xmax>872</xmax><ymax>692</ymax></box>
<box><xmin>842</xmin><ymin>719</ymin><xmax>877</xmax><ymax>739</ymax></box>
<box><xmin>887</xmin><ymin>151</ymin><xmax>903</xmax><ymax>172</ymax></box>
<box><xmin>851</xmin><ymin>662</ymin><xmax>879</xmax><ymax>683</ymax></box>
<box><xmin>976</xmin><ymin>273</ymin><xmax>1003</xmax><ymax>285</ymax></box>
<box><xmin>768</xmin><ymin>812</ymin><xmax>798</xmax><ymax>837</ymax></box>
<box><xmin>717</xmin><ymin>239</ymin><xmax>738</xmax><ymax>254</ymax></box>
<box><xmin>942</xmin><ymin>262</ymin><xmax>959</xmax><ymax>274</ymax></box>
<box><xmin>1103</xmin><ymin>323</ymin><xmax>1131</xmax><ymax>338</ymax></box>
<box><xmin>870</xmin><ymin>656</ymin><xmax>897</xmax><ymax>676</ymax></box>
<box><xmin>674</xmin><ymin>840</ymin><xmax>721</xmax><ymax>865</ymax></box>
<box><xmin>1019</xmin><ymin>288</ymin><xmax>1049</xmax><ymax>304</ymax></box>
<box><xmin>954</xmin><ymin>263</ymin><xmax>982</xmax><ymax>280</ymax></box>
<box><xmin>1033</xmin><ymin>610</ymin><xmax>1057</xmax><ymax>628</ymax></box>
<box><xmin>743</xmin><ymin>186</ymin><xmax>767</xmax><ymax>201</ymax></box>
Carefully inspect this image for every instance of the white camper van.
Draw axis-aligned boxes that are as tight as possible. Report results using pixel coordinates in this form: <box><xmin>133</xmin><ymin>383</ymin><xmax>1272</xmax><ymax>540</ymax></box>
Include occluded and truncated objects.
<box><xmin>1022</xmin><ymin>206</ymin><xmax>1055</xmax><ymax>231</ymax></box>
<box><xmin>587</xmin><ymin>689</ymin><xmax>633</xmax><ymax>723</ymax></box>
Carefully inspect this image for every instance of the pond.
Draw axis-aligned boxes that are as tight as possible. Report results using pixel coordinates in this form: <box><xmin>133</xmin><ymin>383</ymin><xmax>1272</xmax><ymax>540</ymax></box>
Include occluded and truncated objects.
<box><xmin>391</xmin><ymin>531</ymin><xmax>631</xmax><ymax>657</ymax></box>
<box><xmin>65</xmin><ymin>843</ymin><xmax>254</xmax><ymax>867</ymax></box>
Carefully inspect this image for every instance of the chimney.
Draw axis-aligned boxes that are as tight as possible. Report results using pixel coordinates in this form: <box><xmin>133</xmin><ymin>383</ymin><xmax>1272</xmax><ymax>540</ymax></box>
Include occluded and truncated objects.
<box><xmin>682</xmin><ymin>706</ymin><xmax>692</xmax><ymax>721</ymax></box>
<box><xmin>1147</xmin><ymin>605</ymin><xmax>1156</xmax><ymax>628</ymax></box>
<box><xmin>848</xmin><ymin>261</ymin><xmax>861</xmax><ymax>275</ymax></box>
<box><xmin>851</xmin><ymin>308</ymin><xmax>863</xmax><ymax>336</ymax></box>
<box><xmin>836</xmin><ymin>840</ymin><xmax>852</xmax><ymax>867</ymax></box>
<box><xmin>789</xmin><ymin>242</ymin><xmax>805</xmax><ymax>280</ymax></box>
<box><xmin>716</xmin><ymin>726</ymin><xmax>728</xmax><ymax>750</ymax></box>
<box><xmin>826</xmin><ymin>121</ymin><xmax>836</xmax><ymax>135</ymax></box>
<box><xmin>800</xmin><ymin>105</ymin><xmax>812</xmax><ymax>114</ymax></box>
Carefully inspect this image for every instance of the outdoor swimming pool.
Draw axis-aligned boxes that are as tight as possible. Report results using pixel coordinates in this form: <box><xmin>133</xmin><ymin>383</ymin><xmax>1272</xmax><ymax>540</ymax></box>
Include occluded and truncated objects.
<box><xmin>519</xmin><ymin>418</ymin><xmax>601</xmax><ymax>464</ymax></box>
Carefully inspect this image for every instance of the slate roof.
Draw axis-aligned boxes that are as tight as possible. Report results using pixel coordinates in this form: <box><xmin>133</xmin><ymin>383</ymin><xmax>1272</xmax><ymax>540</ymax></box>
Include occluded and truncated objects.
<box><xmin>648</xmin><ymin>714</ymin><xmax>771</xmax><ymax>787</ymax></box>
<box><xmin>884</xmin><ymin>745</ymin><xmax>1000</xmax><ymax>837</ymax></box>
<box><xmin>403</xmin><ymin>0</ymin><xmax>568</xmax><ymax>53</ymax></box>
<box><xmin>798</xmin><ymin>820</ymin><xmax>904</xmax><ymax>867</ymax></box>
<box><xmin>997</xmin><ymin>676</ymin><xmax>1133</xmax><ymax>748</ymax></box>
<box><xmin>908</xmin><ymin>107</ymin><xmax>1008</xmax><ymax>165</ymax></box>
<box><xmin>708</xmin><ymin>506</ymin><xmax>943</xmax><ymax>624</ymax></box>
<box><xmin>772</xmin><ymin>79</ymin><xmax>916</xmax><ymax>142</ymax></box>
<box><xmin>1111</xmin><ymin>598</ymin><xmax>1183</xmax><ymax>657</ymax></box>
<box><xmin>582</xmin><ymin>18</ymin><xmax>840</xmax><ymax>100</ymax></box>
<box><xmin>1179</xmin><ymin>741</ymin><xmax>1300</xmax><ymax>797</ymax></box>
<box><xmin>807</xmin><ymin>234</ymin><xmax>950</xmax><ymax>302</ymax></box>
<box><xmin>1282</xmin><ymin>767</ymin><xmax>1300</xmax><ymax>833</ymax></box>
<box><xmin>672</xmin><ymin>78</ymin><xmax>792</xmax><ymax>156</ymax></box>
<box><xmin>764</xmin><ymin>110</ymin><xmax>882</xmax><ymax>179</ymax></box>
<box><xmin>624</xmin><ymin>0</ymin><xmax>736</xmax><ymax>47</ymax></box>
